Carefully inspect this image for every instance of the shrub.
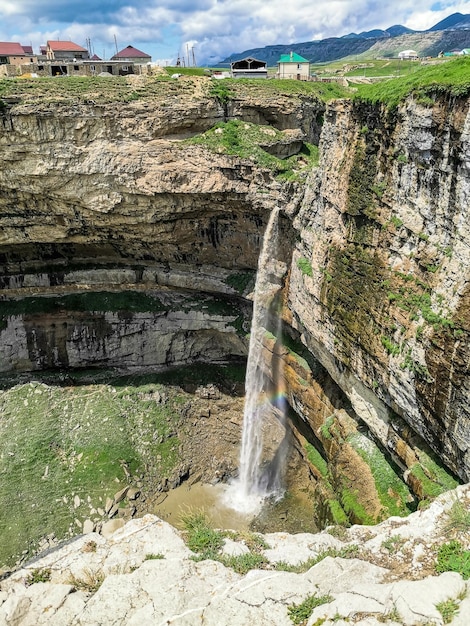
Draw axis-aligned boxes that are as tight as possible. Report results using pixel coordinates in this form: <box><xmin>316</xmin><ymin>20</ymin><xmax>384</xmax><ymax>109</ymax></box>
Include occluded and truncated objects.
<box><xmin>288</xmin><ymin>593</ymin><xmax>333</xmax><ymax>624</ymax></box>
<box><xmin>436</xmin><ymin>540</ymin><xmax>470</xmax><ymax>579</ymax></box>
<box><xmin>297</xmin><ymin>257</ymin><xmax>313</xmax><ymax>277</ymax></box>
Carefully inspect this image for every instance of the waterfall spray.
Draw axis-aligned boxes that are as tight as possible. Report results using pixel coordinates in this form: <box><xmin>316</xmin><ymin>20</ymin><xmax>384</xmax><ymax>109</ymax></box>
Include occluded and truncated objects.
<box><xmin>228</xmin><ymin>207</ymin><xmax>287</xmax><ymax>513</ymax></box>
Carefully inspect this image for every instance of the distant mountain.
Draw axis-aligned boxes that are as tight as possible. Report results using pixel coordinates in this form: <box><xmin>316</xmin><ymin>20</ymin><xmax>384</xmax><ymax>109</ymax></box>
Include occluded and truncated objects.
<box><xmin>386</xmin><ymin>25</ymin><xmax>414</xmax><ymax>37</ymax></box>
<box><xmin>428</xmin><ymin>12</ymin><xmax>470</xmax><ymax>31</ymax></box>
<box><xmin>217</xmin><ymin>12</ymin><xmax>470</xmax><ymax>67</ymax></box>
<box><xmin>342</xmin><ymin>29</ymin><xmax>391</xmax><ymax>39</ymax></box>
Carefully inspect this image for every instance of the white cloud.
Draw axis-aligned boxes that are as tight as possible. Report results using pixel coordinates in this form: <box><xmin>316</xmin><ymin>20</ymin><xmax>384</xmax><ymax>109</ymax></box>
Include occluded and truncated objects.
<box><xmin>1</xmin><ymin>0</ymin><xmax>470</xmax><ymax>64</ymax></box>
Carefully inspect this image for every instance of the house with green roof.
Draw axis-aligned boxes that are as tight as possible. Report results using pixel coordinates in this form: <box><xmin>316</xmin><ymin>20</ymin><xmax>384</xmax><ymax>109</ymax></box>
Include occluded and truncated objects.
<box><xmin>277</xmin><ymin>51</ymin><xmax>310</xmax><ymax>80</ymax></box>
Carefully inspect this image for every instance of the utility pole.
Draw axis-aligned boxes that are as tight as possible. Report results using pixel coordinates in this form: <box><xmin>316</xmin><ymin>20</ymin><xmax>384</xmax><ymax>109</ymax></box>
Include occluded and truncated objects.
<box><xmin>114</xmin><ymin>34</ymin><xmax>119</xmax><ymax>55</ymax></box>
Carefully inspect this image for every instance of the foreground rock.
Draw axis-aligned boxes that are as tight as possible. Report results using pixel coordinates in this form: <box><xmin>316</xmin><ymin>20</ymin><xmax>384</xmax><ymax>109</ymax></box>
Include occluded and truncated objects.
<box><xmin>1</xmin><ymin>484</ymin><xmax>470</xmax><ymax>625</ymax></box>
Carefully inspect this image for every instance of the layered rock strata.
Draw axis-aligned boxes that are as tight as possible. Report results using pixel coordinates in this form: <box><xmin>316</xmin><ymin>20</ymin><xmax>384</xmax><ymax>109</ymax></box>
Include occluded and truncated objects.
<box><xmin>288</xmin><ymin>95</ymin><xmax>470</xmax><ymax>487</ymax></box>
<box><xmin>0</xmin><ymin>79</ymin><xmax>468</xmax><ymax>524</ymax></box>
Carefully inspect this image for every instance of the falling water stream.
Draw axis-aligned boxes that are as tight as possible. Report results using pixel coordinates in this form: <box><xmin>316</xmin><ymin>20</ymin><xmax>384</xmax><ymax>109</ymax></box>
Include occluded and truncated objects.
<box><xmin>154</xmin><ymin>208</ymin><xmax>291</xmax><ymax>525</ymax></box>
<box><xmin>227</xmin><ymin>207</ymin><xmax>288</xmax><ymax>514</ymax></box>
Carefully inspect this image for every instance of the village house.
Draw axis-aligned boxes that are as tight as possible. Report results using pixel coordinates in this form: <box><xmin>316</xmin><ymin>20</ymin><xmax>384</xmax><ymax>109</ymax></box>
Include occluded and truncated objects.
<box><xmin>111</xmin><ymin>45</ymin><xmax>151</xmax><ymax>64</ymax></box>
<box><xmin>0</xmin><ymin>42</ymin><xmax>37</xmax><ymax>66</ymax></box>
<box><xmin>0</xmin><ymin>40</ymin><xmax>153</xmax><ymax>78</ymax></box>
<box><xmin>230</xmin><ymin>57</ymin><xmax>267</xmax><ymax>78</ymax></box>
<box><xmin>46</xmin><ymin>40</ymin><xmax>90</xmax><ymax>61</ymax></box>
<box><xmin>277</xmin><ymin>52</ymin><xmax>310</xmax><ymax>80</ymax></box>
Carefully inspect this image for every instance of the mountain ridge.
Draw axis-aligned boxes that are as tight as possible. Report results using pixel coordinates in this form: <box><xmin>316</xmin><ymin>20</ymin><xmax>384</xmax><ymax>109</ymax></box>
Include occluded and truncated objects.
<box><xmin>217</xmin><ymin>11</ymin><xmax>470</xmax><ymax>66</ymax></box>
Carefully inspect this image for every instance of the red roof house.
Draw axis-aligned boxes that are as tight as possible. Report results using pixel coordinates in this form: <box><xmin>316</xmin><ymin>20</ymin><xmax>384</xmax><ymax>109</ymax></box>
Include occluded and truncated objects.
<box><xmin>111</xmin><ymin>45</ymin><xmax>151</xmax><ymax>63</ymax></box>
<box><xmin>46</xmin><ymin>40</ymin><xmax>89</xmax><ymax>60</ymax></box>
<box><xmin>0</xmin><ymin>42</ymin><xmax>34</xmax><ymax>65</ymax></box>
<box><xmin>0</xmin><ymin>42</ymin><xmax>26</xmax><ymax>56</ymax></box>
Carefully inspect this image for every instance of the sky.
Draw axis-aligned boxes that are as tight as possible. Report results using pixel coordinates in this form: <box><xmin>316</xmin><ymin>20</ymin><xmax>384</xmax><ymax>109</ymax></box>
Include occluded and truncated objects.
<box><xmin>0</xmin><ymin>0</ymin><xmax>470</xmax><ymax>66</ymax></box>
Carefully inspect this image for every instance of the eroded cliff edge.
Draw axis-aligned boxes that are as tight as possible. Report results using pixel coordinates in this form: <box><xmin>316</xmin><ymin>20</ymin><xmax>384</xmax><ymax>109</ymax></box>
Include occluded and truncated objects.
<box><xmin>288</xmin><ymin>94</ymin><xmax>470</xmax><ymax>490</ymax></box>
<box><xmin>0</xmin><ymin>77</ymin><xmax>467</xmax><ymax>530</ymax></box>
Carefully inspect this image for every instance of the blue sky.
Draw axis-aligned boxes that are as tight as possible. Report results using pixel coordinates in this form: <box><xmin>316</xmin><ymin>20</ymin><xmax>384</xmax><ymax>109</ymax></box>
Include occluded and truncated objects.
<box><xmin>0</xmin><ymin>0</ymin><xmax>469</xmax><ymax>66</ymax></box>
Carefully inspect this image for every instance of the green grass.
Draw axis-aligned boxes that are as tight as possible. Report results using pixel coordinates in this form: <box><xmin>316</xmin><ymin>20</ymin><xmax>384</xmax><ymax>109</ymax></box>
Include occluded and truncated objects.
<box><xmin>0</xmin><ymin>75</ymin><xmax>198</xmax><ymax>105</ymax></box>
<box><xmin>287</xmin><ymin>593</ymin><xmax>333</xmax><ymax>624</ymax></box>
<box><xmin>385</xmin><ymin>277</ymin><xmax>454</xmax><ymax>333</ymax></box>
<box><xmin>410</xmin><ymin>450</ymin><xmax>458</xmax><ymax>500</ymax></box>
<box><xmin>229</xmin><ymin>77</ymin><xmax>349</xmax><ymax>102</ymax></box>
<box><xmin>275</xmin><ymin>545</ymin><xmax>359</xmax><ymax>574</ymax></box>
<box><xmin>343</xmin><ymin>59</ymin><xmax>421</xmax><ymax>78</ymax></box>
<box><xmin>181</xmin><ymin>510</ymin><xmax>224</xmax><ymax>558</ymax></box>
<box><xmin>184</xmin><ymin>120</ymin><xmax>319</xmax><ymax>179</ymax></box>
<box><xmin>356</xmin><ymin>57</ymin><xmax>470</xmax><ymax>108</ymax></box>
<box><xmin>0</xmin><ymin>377</ymin><xmax>184</xmax><ymax>568</ymax></box>
<box><xmin>436</xmin><ymin>598</ymin><xmax>460</xmax><ymax>624</ymax></box>
<box><xmin>0</xmin><ymin>72</ymin><xmax>349</xmax><ymax>108</ymax></box>
<box><xmin>436</xmin><ymin>540</ymin><xmax>470</xmax><ymax>580</ymax></box>
<box><xmin>304</xmin><ymin>442</ymin><xmax>329</xmax><ymax>478</ymax></box>
<box><xmin>348</xmin><ymin>433</ymin><xmax>414</xmax><ymax>518</ymax></box>
<box><xmin>164</xmin><ymin>67</ymin><xmax>209</xmax><ymax>77</ymax></box>
<box><xmin>220</xmin><ymin>552</ymin><xmax>268</xmax><ymax>574</ymax></box>
<box><xmin>27</xmin><ymin>568</ymin><xmax>52</xmax><ymax>585</ymax></box>
<box><xmin>297</xmin><ymin>257</ymin><xmax>313</xmax><ymax>277</ymax></box>
<box><xmin>443</xmin><ymin>498</ymin><xmax>470</xmax><ymax>537</ymax></box>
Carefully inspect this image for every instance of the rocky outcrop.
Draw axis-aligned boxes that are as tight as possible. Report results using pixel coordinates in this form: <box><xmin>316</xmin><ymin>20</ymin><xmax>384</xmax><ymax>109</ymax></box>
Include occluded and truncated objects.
<box><xmin>2</xmin><ymin>484</ymin><xmax>470</xmax><ymax>625</ymax></box>
<box><xmin>0</xmin><ymin>82</ymin><xmax>308</xmax><ymax>371</ymax></box>
<box><xmin>287</xmin><ymin>94</ymin><xmax>470</xmax><ymax>486</ymax></box>
<box><xmin>0</xmin><ymin>290</ymin><xmax>249</xmax><ymax>372</ymax></box>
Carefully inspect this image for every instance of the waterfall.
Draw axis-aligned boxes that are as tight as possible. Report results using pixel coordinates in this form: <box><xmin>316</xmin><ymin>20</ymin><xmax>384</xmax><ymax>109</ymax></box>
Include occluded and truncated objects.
<box><xmin>228</xmin><ymin>207</ymin><xmax>287</xmax><ymax>513</ymax></box>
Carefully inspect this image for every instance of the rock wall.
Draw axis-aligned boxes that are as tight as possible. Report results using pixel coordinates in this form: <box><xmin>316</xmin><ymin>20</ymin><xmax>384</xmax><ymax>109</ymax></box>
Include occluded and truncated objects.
<box><xmin>0</xmin><ymin>82</ymin><xmax>468</xmax><ymax>516</ymax></box>
<box><xmin>0</xmin><ymin>88</ymin><xmax>306</xmax><ymax>371</ymax></box>
<box><xmin>288</xmin><ymin>95</ymin><xmax>470</xmax><ymax>483</ymax></box>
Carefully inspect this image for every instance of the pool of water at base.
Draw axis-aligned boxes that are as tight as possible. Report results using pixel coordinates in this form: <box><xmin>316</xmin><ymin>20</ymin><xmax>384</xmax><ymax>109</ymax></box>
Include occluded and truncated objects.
<box><xmin>152</xmin><ymin>481</ymin><xmax>319</xmax><ymax>534</ymax></box>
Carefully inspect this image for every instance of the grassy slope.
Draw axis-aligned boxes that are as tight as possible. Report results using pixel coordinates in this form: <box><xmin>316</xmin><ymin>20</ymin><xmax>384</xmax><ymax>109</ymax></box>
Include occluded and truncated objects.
<box><xmin>0</xmin><ymin>364</ymin><xmax>245</xmax><ymax>569</ymax></box>
<box><xmin>355</xmin><ymin>56</ymin><xmax>470</xmax><ymax>106</ymax></box>
<box><xmin>0</xmin><ymin>73</ymin><xmax>348</xmax><ymax>106</ymax></box>
<box><xmin>0</xmin><ymin>376</ymin><xmax>181</xmax><ymax>568</ymax></box>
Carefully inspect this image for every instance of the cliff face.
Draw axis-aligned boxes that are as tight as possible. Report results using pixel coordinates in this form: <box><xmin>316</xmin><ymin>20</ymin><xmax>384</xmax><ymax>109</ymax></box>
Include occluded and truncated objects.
<box><xmin>289</xmin><ymin>95</ymin><xmax>470</xmax><ymax>483</ymax></box>
<box><xmin>0</xmin><ymin>87</ymin><xmax>310</xmax><ymax>370</ymax></box>
<box><xmin>0</xmin><ymin>80</ymin><xmax>468</xmax><ymax>520</ymax></box>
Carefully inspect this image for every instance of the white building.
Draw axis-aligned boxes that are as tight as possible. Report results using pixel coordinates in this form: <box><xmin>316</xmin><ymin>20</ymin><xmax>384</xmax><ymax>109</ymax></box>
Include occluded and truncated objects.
<box><xmin>277</xmin><ymin>52</ymin><xmax>310</xmax><ymax>80</ymax></box>
<box><xmin>398</xmin><ymin>50</ymin><xmax>419</xmax><ymax>60</ymax></box>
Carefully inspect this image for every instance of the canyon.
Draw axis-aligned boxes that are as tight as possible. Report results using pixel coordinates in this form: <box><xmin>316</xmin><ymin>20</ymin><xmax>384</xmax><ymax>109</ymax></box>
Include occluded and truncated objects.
<box><xmin>0</xmin><ymin>74</ymin><xmax>469</xmax><ymax>578</ymax></box>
